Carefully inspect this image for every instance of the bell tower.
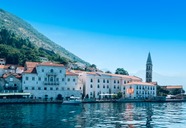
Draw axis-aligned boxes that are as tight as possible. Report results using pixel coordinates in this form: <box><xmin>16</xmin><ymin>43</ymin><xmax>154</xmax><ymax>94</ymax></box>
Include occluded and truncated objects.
<box><xmin>146</xmin><ymin>52</ymin><xmax>153</xmax><ymax>83</ymax></box>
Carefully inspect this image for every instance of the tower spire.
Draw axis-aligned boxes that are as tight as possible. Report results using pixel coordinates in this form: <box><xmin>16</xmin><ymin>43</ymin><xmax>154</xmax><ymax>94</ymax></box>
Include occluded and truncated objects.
<box><xmin>147</xmin><ymin>52</ymin><xmax>152</xmax><ymax>64</ymax></box>
<box><xmin>146</xmin><ymin>52</ymin><xmax>153</xmax><ymax>83</ymax></box>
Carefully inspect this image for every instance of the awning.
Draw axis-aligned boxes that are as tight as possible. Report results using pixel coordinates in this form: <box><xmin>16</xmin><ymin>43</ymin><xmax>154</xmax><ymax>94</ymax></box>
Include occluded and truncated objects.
<box><xmin>99</xmin><ymin>94</ymin><xmax>117</xmax><ymax>96</ymax></box>
<box><xmin>0</xmin><ymin>93</ymin><xmax>31</xmax><ymax>96</ymax></box>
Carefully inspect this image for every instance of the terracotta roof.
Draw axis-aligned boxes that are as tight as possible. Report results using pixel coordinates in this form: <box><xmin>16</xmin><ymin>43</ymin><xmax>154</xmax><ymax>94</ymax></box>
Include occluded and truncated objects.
<box><xmin>23</xmin><ymin>68</ymin><xmax>37</xmax><ymax>74</ymax></box>
<box><xmin>166</xmin><ymin>86</ymin><xmax>183</xmax><ymax>89</ymax></box>
<box><xmin>26</xmin><ymin>62</ymin><xmax>39</xmax><ymax>68</ymax></box>
<box><xmin>38</xmin><ymin>62</ymin><xmax>64</xmax><ymax>67</ymax></box>
<box><xmin>4</xmin><ymin>64</ymin><xmax>11</xmax><ymax>69</ymax></box>
<box><xmin>127</xmin><ymin>82</ymin><xmax>155</xmax><ymax>86</ymax></box>
<box><xmin>151</xmin><ymin>82</ymin><xmax>158</xmax><ymax>85</ymax></box>
<box><xmin>73</xmin><ymin>70</ymin><xmax>142</xmax><ymax>81</ymax></box>
<box><xmin>3</xmin><ymin>73</ymin><xmax>22</xmax><ymax>79</ymax></box>
<box><xmin>24</xmin><ymin>61</ymin><xmax>64</xmax><ymax>73</ymax></box>
<box><xmin>0</xmin><ymin>65</ymin><xmax>4</xmax><ymax>69</ymax></box>
<box><xmin>66</xmin><ymin>71</ymin><xmax>78</xmax><ymax>76</ymax></box>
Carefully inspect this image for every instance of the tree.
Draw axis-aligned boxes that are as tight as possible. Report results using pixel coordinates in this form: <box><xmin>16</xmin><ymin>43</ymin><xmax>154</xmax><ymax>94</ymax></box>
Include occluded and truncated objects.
<box><xmin>171</xmin><ymin>89</ymin><xmax>185</xmax><ymax>95</ymax></box>
<box><xmin>56</xmin><ymin>94</ymin><xmax>63</xmax><ymax>100</ymax></box>
<box><xmin>105</xmin><ymin>71</ymin><xmax>112</xmax><ymax>74</ymax></box>
<box><xmin>157</xmin><ymin>86</ymin><xmax>169</xmax><ymax>96</ymax></box>
<box><xmin>90</xmin><ymin>64</ymin><xmax>97</xmax><ymax>69</ymax></box>
<box><xmin>115</xmin><ymin>68</ymin><xmax>129</xmax><ymax>75</ymax></box>
<box><xmin>117</xmin><ymin>92</ymin><xmax>123</xmax><ymax>99</ymax></box>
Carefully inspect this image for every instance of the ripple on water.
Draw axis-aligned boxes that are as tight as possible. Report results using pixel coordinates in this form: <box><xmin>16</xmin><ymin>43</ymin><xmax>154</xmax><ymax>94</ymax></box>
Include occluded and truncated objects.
<box><xmin>0</xmin><ymin>103</ymin><xmax>186</xmax><ymax>127</ymax></box>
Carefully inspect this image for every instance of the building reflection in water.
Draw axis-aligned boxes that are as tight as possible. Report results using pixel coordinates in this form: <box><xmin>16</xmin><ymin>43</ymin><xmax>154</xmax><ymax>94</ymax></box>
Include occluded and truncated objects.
<box><xmin>145</xmin><ymin>103</ymin><xmax>153</xmax><ymax>128</ymax></box>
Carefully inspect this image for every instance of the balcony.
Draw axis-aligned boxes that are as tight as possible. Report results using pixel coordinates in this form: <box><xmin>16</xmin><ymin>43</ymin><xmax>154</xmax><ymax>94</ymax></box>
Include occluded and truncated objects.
<box><xmin>46</xmin><ymin>72</ymin><xmax>57</xmax><ymax>76</ymax></box>
<box><xmin>43</xmin><ymin>82</ymin><xmax>60</xmax><ymax>86</ymax></box>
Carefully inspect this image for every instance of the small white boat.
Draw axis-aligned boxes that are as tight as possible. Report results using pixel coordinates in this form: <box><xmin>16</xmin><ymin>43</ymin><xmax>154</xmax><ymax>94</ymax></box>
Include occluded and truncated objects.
<box><xmin>166</xmin><ymin>95</ymin><xmax>185</xmax><ymax>102</ymax></box>
<box><xmin>63</xmin><ymin>96</ymin><xmax>82</xmax><ymax>104</ymax></box>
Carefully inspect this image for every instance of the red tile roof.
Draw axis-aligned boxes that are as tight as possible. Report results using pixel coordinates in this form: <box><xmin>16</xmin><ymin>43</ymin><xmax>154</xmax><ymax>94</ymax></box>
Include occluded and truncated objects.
<box><xmin>3</xmin><ymin>73</ymin><xmax>22</xmax><ymax>79</ymax></box>
<box><xmin>24</xmin><ymin>62</ymin><xmax>64</xmax><ymax>73</ymax></box>
<box><xmin>0</xmin><ymin>65</ymin><xmax>4</xmax><ymax>69</ymax></box>
<box><xmin>38</xmin><ymin>62</ymin><xmax>64</xmax><ymax>67</ymax></box>
<box><xmin>166</xmin><ymin>86</ymin><xmax>183</xmax><ymax>89</ymax></box>
<box><xmin>25</xmin><ymin>62</ymin><xmax>39</xmax><ymax>68</ymax></box>
<box><xmin>66</xmin><ymin>71</ymin><xmax>78</xmax><ymax>76</ymax></box>
<box><xmin>127</xmin><ymin>82</ymin><xmax>155</xmax><ymax>86</ymax></box>
<box><xmin>73</xmin><ymin>70</ymin><xmax>142</xmax><ymax>81</ymax></box>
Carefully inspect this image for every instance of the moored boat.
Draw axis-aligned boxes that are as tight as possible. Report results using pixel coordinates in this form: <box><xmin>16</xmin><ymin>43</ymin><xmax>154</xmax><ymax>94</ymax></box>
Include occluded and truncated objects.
<box><xmin>63</xmin><ymin>96</ymin><xmax>82</xmax><ymax>105</ymax></box>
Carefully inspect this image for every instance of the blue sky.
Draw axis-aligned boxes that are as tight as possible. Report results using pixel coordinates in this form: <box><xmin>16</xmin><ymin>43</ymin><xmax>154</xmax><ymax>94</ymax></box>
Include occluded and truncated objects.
<box><xmin>1</xmin><ymin>0</ymin><xmax>186</xmax><ymax>86</ymax></box>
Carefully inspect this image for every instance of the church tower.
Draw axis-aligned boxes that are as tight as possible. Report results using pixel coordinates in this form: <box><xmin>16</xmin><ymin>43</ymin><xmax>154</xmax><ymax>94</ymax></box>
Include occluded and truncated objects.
<box><xmin>146</xmin><ymin>52</ymin><xmax>153</xmax><ymax>83</ymax></box>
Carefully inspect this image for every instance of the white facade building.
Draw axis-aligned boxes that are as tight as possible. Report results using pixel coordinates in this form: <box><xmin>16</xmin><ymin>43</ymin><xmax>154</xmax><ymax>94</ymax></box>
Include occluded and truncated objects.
<box><xmin>22</xmin><ymin>62</ymin><xmax>81</xmax><ymax>100</ymax></box>
<box><xmin>74</xmin><ymin>71</ymin><xmax>157</xmax><ymax>99</ymax></box>
<box><xmin>121</xmin><ymin>82</ymin><xmax>157</xmax><ymax>99</ymax></box>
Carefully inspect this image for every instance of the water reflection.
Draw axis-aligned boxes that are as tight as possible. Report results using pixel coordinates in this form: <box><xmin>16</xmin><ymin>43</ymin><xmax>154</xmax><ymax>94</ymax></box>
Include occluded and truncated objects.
<box><xmin>0</xmin><ymin>102</ymin><xmax>185</xmax><ymax>127</ymax></box>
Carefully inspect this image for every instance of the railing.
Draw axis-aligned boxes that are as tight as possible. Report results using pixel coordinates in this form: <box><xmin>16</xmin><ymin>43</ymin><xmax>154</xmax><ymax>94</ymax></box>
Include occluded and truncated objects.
<box><xmin>43</xmin><ymin>82</ymin><xmax>60</xmax><ymax>85</ymax></box>
<box><xmin>46</xmin><ymin>72</ymin><xmax>57</xmax><ymax>76</ymax></box>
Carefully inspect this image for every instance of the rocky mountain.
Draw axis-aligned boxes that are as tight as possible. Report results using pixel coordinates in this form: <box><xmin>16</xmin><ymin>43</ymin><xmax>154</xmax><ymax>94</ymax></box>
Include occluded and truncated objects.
<box><xmin>0</xmin><ymin>8</ymin><xmax>90</xmax><ymax>66</ymax></box>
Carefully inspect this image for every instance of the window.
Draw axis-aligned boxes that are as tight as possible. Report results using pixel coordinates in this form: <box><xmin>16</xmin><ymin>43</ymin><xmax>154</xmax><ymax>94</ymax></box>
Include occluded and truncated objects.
<box><xmin>32</xmin><ymin>77</ymin><xmax>35</xmax><ymax>81</ymax></box>
<box><xmin>98</xmin><ymin>79</ymin><xmax>100</xmax><ymax>83</ymax></box>
<box><xmin>123</xmin><ymin>87</ymin><xmax>125</xmax><ymax>90</ymax></box>
<box><xmin>44</xmin><ymin>87</ymin><xmax>47</xmax><ymax>90</ymax></box>
<box><xmin>103</xmin><ymin>85</ymin><xmax>105</xmax><ymax>88</ymax></box>
<box><xmin>62</xmin><ymin>87</ymin><xmax>64</xmax><ymax>90</ymax></box>
<box><xmin>107</xmin><ymin>85</ymin><xmax>109</xmax><ymax>89</ymax></box>
<box><xmin>56</xmin><ymin>87</ymin><xmax>58</xmax><ymax>90</ymax></box>
<box><xmin>26</xmin><ymin>77</ymin><xmax>29</xmax><ymax>80</ymax></box>
<box><xmin>42</xmin><ymin>69</ymin><xmax>44</xmax><ymax>72</ymax></box>
<box><xmin>32</xmin><ymin>87</ymin><xmax>35</xmax><ymax>90</ymax></box>
<box><xmin>62</xmin><ymin>78</ymin><xmax>64</xmax><ymax>81</ymax></box>
<box><xmin>97</xmin><ymin>85</ymin><xmax>100</xmax><ymax>88</ymax></box>
<box><xmin>136</xmin><ymin>86</ymin><xmax>138</xmax><ymax>89</ymax></box>
<box><xmin>118</xmin><ymin>80</ymin><xmax>119</xmax><ymax>84</ymax></box>
<box><xmin>103</xmin><ymin>79</ymin><xmax>105</xmax><ymax>83</ymax></box>
<box><xmin>73</xmin><ymin>88</ymin><xmax>75</xmax><ymax>90</ymax></box>
<box><xmin>67</xmin><ymin>88</ymin><xmax>70</xmax><ymax>90</ymax></box>
<box><xmin>117</xmin><ymin>86</ymin><xmax>119</xmax><ymax>89</ymax></box>
<box><xmin>50</xmin><ymin>77</ymin><xmax>53</xmax><ymax>82</ymax></box>
<box><xmin>25</xmin><ymin>87</ymin><xmax>28</xmax><ymax>90</ymax></box>
<box><xmin>38</xmin><ymin>87</ymin><xmax>41</xmax><ymax>90</ymax></box>
<box><xmin>50</xmin><ymin>69</ymin><xmax>53</xmax><ymax>73</ymax></box>
<box><xmin>90</xmin><ymin>84</ymin><xmax>93</xmax><ymax>88</ymax></box>
<box><xmin>107</xmin><ymin>80</ymin><xmax>109</xmax><ymax>83</ymax></box>
<box><xmin>68</xmin><ymin>78</ymin><xmax>70</xmax><ymax>82</ymax></box>
<box><xmin>114</xmin><ymin>85</ymin><xmax>116</xmax><ymax>89</ymax></box>
<box><xmin>90</xmin><ymin>92</ymin><xmax>93</xmax><ymax>95</ymax></box>
<box><xmin>50</xmin><ymin>87</ymin><xmax>53</xmax><ymax>90</ymax></box>
<box><xmin>45</xmin><ymin>78</ymin><xmax>47</xmax><ymax>81</ymax></box>
<box><xmin>80</xmin><ymin>87</ymin><xmax>81</xmax><ymax>90</ymax></box>
<box><xmin>73</xmin><ymin>79</ymin><xmax>75</xmax><ymax>82</ymax></box>
<box><xmin>60</xmin><ymin>70</ymin><xmax>62</xmax><ymax>73</ymax></box>
<box><xmin>124</xmin><ymin>81</ymin><xmax>126</xmax><ymax>84</ymax></box>
<box><xmin>38</xmin><ymin>77</ymin><xmax>41</xmax><ymax>81</ymax></box>
<box><xmin>56</xmin><ymin>78</ymin><xmax>59</xmax><ymax>81</ymax></box>
<box><xmin>90</xmin><ymin>79</ymin><xmax>93</xmax><ymax>82</ymax></box>
<box><xmin>114</xmin><ymin>80</ymin><xmax>116</xmax><ymax>84</ymax></box>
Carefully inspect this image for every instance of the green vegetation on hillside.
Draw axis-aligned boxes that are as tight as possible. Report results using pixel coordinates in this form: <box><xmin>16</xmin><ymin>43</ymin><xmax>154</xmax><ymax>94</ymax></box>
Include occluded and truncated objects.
<box><xmin>115</xmin><ymin>68</ymin><xmax>129</xmax><ymax>75</ymax></box>
<box><xmin>0</xmin><ymin>28</ymin><xmax>69</xmax><ymax>65</ymax></box>
<box><xmin>0</xmin><ymin>9</ymin><xmax>90</xmax><ymax>66</ymax></box>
